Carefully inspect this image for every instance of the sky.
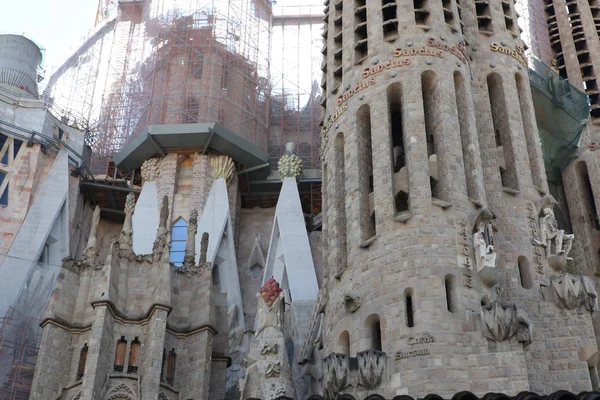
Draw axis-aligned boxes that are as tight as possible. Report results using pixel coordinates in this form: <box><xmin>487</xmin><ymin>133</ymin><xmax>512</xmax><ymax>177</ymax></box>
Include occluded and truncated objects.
<box><xmin>0</xmin><ymin>0</ymin><xmax>99</xmax><ymax>77</ymax></box>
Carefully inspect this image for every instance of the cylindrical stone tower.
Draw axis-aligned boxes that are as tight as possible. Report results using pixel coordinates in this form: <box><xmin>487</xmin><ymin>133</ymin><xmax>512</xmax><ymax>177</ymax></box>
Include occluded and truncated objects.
<box><xmin>318</xmin><ymin>0</ymin><xmax>598</xmax><ymax>397</ymax></box>
<box><xmin>0</xmin><ymin>34</ymin><xmax>42</xmax><ymax>97</ymax></box>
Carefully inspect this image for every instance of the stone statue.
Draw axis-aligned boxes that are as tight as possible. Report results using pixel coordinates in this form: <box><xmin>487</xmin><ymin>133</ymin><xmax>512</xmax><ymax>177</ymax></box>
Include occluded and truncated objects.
<box><xmin>473</xmin><ymin>222</ymin><xmax>496</xmax><ymax>272</ymax></box>
<box><xmin>183</xmin><ymin>209</ymin><xmax>198</xmax><ymax>268</ymax></box>
<box><xmin>83</xmin><ymin>206</ymin><xmax>101</xmax><ymax>264</ymax></box>
<box><xmin>535</xmin><ymin>207</ymin><xmax>574</xmax><ymax>261</ymax></box>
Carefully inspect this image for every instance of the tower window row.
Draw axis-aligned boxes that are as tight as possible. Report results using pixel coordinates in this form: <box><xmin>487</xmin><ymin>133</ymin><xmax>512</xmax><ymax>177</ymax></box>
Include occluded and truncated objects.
<box><xmin>327</xmin><ymin>71</ymin><xmax>544</xmax><ymax>253</ymax></box>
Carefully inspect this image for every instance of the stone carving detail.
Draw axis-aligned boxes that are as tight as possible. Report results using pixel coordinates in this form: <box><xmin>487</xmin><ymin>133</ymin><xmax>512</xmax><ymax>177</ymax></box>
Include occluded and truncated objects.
<box><xmin>240</xmin><ymin>286</ymin><xmax>295</xmax><ymax>399</ymax></box>
<box><xmin>357</xmin><ymin>349</ymin><xmax>386</xmax><ymax>389</ymax></box>
<box><xmin>534</xmin><ymin>207</ymin><xmax>574</xmax><ymax>271</ymax></box>
<box><xmin>83</xmin><ymin>205</ymin><xmax>101</xmax><ymax>265</ymax></box>
<box><xmin>261</xmin><ymin>342</ymin><xmax>279</xmax><ymax>355</ymax></box>
<box><xmin>183</xmin><ymin>209</ymin><xmax>198</xmax><ymax>268</ymax></box>
<box><xmin>344</xmin><ymin>294</ymin><xmax>361</xmax><ymax>313</ymax></box>
<box><xmin>141</xmin><ymin>157</ymin><xmax>161</xmax><ymax>182</ymax></box>
<box><xmin>551</xmin><ymin>273</ymin><xmax>598</xmax><ymax>311</ymax></box>
<box><xmin>152</xmin><ymin>195</ymin><xmax>170</xmax><ymax>262</ymax></box>
<box><xmin>323</xmin><ymin>353</ymin><xmax>348</xmax><ymax>398</ymax></box>
<box><xmin>119</xmin><ymin>193</ymin><xmax>136</xmax><ymax>251</ymax></box>
<box><xmin>458</xmin><ymin>221</ymin><xmax>473</xmax><ymax>288</ymax></box>
<box><xmin>265</xmin><ymin>361</ymin><xmax>281</xmax><ymax>378</ymax></box>
<box><xmin>104</xmin><ymin>383</ymin><xmax>136</xmax><ymax>400</ymax></box>
<box><xmin>158</xmin><ymin>393</ymin><xmax>169</xmax><ymax>400</ymax></box>
<box><xmin>72</xmin><ymin>392</ymin><xmax>81</xmax><ymax>400</ymax></box>
<box><xmin>278</xmin><ymin>143</ymin><xmax>303</xmax><ymax>178</ymax></box>
<box><xmin>211</xmin><ymin>155</ymin><xmax>235</xmax><ymax>184</ymax></box>
<box><xmin>481</xmin><ymin>301</ymin><xmax>532</xmax><ymax>347</ymax></box>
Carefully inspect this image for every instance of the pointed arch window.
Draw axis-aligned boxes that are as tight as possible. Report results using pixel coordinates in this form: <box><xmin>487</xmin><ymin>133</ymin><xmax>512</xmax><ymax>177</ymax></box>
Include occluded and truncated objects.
<box><xmin>170</xmin><ymin>218</ymin><xmax>187</xmax><ymax>266</ymax></box>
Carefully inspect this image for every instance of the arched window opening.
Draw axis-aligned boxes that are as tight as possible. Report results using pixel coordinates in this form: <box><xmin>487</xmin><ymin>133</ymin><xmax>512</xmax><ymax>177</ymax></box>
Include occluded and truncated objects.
<box><xmin>515</xmin><ymin>73</ymin><xmax>544</xmax><ymax>190</ymax></box>
<box><xmin>577</xmin><ymin>162</ymin><xmax>600</xmax><ymax>230</ymax></box>
<box><xmin>414</xmin><ymin>0</ymin><xmax>430</xmax><ymax>25</ymax></box>
<box><xmin>114</xmin><ymin>336</ymin><xmax>127</xmax><ymax>372</ymax></box>
<box><xmin>332</xmin><ymin>1</ymin><xmax>343</xmax><ymax>90</ymax></box>
<box><xmin>166</xmin><ymin>349</ymin><xmax>177</xmax><ymax>386</ymax></box>
<box><xmin>487</xmin><ymin>73</ymin><xmax>519</xmax><ymax>191</ymax></box>
<box><xmin>354</xmin><ymin>0</ymin><xmax>368</xmax><ymax>62</ymax></box>
<box><xmin>475</xmin><ymin>0</ymin><xmax>494</xmax><ymax>33</ymax></box>
<box><xmin>422</xmin><ymin>71</ymin><xmax>448</xmax><ymax>202</ymax></box>
<box><xmin>404</xmin><ymin>289</ymin><xmax>415</xmax><ymax>327</ymax></box>
<box><xmin>334</xmin><ymin>133</ymin><xmax>348</xmax><ymax>276</ymax></box>
<box><xmin>357</xmin><ymin>105</ymin><xmax>376</xmax><ymax>240</ymax></box>
<box><xmin>77</xmin><ymin>343</ymin><xmax>88</xmax><ymax>381</ymax></box>
<box><xmin>169</xmin><ymin>218</ymin><xmax>187</xmax><ymax>266</ymax></box>
<box><xmin>188</xmin><ymin>48</ymin><xmax>204</xmax><ymax>79</ymax></box>
<box><xmin>454</xmin><ymin>71</ymin><xmax>479</xmax><ymax>200</ymax></box>
<box><xmin>338</xmin><ymin>331</ymin><xmax>350</xmax><ymax>355</ymax></box>
<box><xmin>128</xmin><ymin>337</ymin><xmax>140</xmax><ymax>373</ymax></box>
<box><xmin>382</xmin><ymin>0</ymin><xmax>398</xmax><ymax>39</ymax></box>
<box><xmin>387</xmin><ymin>83</ymin><xmax>409</xmax><ymax>213</ymax></box>
<box><xmin>183</xmin><ymin>97</ymin><xmax>199</xmax><ymax>124</ymax></box>
<box><xmin>518</xmin><ymin>256</ymin><xmax>533</xmax><ymax>289</ymax></box>
<box><xmin>365</xmin><ymin>314</ymin><xmax>383</xmax><ymax>351</ymax></box>
<box><xmin>160</xmin><ymin>348</ymin><xmax>167</xmax><ymax>382</ymax></box>
<box><xmin>445</xmin><ymin>274</ymin><xmax>458</xmax><ymax>313</ymax></box>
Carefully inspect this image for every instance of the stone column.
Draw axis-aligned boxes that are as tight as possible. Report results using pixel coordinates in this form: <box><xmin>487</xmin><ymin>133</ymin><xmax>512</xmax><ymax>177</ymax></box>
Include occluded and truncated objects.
<box><xmin>140</xmin><ymin>307</ymin><xmax>168</xmax><ymax>400</ymax></box>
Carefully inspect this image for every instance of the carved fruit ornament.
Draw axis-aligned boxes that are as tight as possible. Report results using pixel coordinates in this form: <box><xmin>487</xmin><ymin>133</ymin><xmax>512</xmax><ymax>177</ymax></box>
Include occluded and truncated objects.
<box><xmin>278</xmin><ymin>154</ymin><xmax>303</xmax><ymax>178</ymax></box>
<box><xmin>261</xmin><ymin>277</ymin><xmax>283</xmax><ymax>307</ymax></box>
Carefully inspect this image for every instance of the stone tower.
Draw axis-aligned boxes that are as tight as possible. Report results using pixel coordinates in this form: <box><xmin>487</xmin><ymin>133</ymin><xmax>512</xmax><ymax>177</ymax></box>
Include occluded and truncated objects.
<box><xmin>311</xmin><ymin>0</ymin><xmax>599</xmax><ymax>397</ymax></box>
<box><xmin>521</xmin><ymin>0</ymin><xmax>600</xmax><ymax>376</ymax></box>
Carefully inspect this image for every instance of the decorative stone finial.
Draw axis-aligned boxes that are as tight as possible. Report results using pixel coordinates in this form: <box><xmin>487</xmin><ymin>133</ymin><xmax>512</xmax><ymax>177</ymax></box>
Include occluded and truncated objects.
<box><xmin>152</xmin><ymin>196</ymin><xmax>170</xmax><ymax>262</ymax></box>
<box><xmin>119</xmin><ymin>193</ymin><xmax>136</xmax><ymax>251</ymax></box>
<box><xmin>183</xmin><ymin>209</ymin><xmax>198</xmax><ymax>268</ymax></box>
<box><xmin>141</xmin><ymin>158</ymin><xmax>161</xmax><ymax>183</ymax></box>
<box><xmin>82</xmin><ymin>206</ymin><xmax>101</xmax><ymax>264</ymax></box>
<box><xmin>278</xmin><ymin>143</ymin><xmax>303</xmax><ymax>178</ymax></box>
<box><xmin>211</xmin><ymin>155</ymin><xmax>235</xmax><ymax>184</ymax></box>
<box><xmin>199</xmin><ymin>232</ymin><xmax>209</xmax><ymax>266</ymax></box>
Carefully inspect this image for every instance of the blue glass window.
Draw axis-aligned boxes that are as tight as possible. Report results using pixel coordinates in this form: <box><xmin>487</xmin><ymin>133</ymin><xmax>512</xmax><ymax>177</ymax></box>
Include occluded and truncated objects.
<box><xmin>169</xmin><ymin>218</ymin><xmax>187</xmax><ymax>266</ymax></box>
<box><xmin>0</xmin><ymin>182</ymin><xmax>8</xmax><ymax>206</ymax></box>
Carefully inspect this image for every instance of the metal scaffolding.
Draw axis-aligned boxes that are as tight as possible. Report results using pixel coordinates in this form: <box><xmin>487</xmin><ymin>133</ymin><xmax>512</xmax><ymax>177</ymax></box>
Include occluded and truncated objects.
<box><xmin>43</xmin><ymin>0</ymin><xmax>324</xmax><ymax>176</ymax></box>
<box><xmin>0</xmin><ymin>308</ymin><xmax>41</xmax><ymax>400</ymax></box>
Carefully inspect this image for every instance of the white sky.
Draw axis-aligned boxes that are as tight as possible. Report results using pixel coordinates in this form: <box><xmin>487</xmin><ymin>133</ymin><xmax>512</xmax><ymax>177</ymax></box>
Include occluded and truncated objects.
<box><xmin>0</xmin><ymin>0</ymin><xmax>99</xmax><ymax>76</ymax></box>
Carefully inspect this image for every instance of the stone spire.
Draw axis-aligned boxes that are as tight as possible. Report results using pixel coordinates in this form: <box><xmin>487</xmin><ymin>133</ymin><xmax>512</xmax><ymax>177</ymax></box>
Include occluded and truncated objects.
<box><xmin>152</xmin><ymin>195</ymin><xmax>170</xmax><ymax>262</ymax></box>
<box><xmin>82</xmin><ymin>205</ymin><xmax>100</xmax><ymax>264</ymax></box>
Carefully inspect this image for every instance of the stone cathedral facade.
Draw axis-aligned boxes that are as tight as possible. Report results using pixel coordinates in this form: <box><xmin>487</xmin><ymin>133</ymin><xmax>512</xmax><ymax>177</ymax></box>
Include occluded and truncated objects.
<box><xmin>21</xmin><ymin>1</ymin><xmax>600</xmax><ymax>400</ymax></box>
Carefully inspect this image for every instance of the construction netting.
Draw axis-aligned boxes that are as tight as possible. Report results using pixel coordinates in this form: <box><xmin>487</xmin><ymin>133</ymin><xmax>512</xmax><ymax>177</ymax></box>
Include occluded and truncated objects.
<box><xmin>0</xmin><ymin>258</ymin><xmax>60</xmax><ymax>400</ymax></box>
<box><xmin>529</xmin><ymin>56</ymin><xmax>589</xmax><ymax>181</ymax></box>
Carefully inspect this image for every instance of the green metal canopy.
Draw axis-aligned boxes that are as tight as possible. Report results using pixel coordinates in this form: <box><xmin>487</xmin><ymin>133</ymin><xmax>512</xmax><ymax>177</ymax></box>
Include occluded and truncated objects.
<box><xmin>113</xmin><ymin>122</ymin><xmax>270</xmax><ymax>172</ymax></box>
